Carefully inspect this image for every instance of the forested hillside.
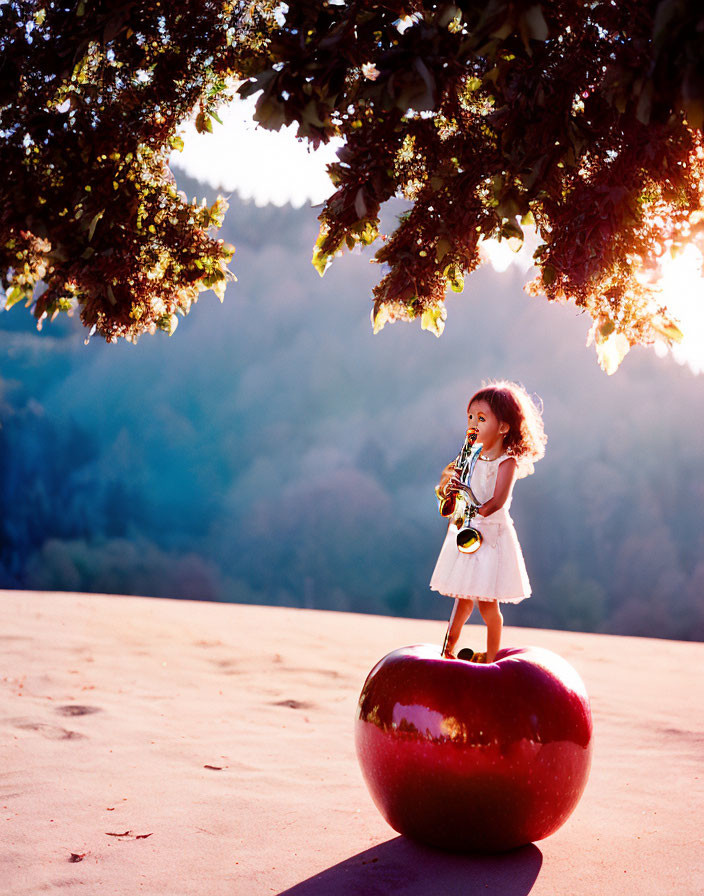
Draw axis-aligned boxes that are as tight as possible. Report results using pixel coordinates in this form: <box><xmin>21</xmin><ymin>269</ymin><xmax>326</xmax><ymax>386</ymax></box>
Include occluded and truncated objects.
<box><xmin>1</xmin><ymin>169</ymin><xmax>702</xmax><ymax>641</ymax></box>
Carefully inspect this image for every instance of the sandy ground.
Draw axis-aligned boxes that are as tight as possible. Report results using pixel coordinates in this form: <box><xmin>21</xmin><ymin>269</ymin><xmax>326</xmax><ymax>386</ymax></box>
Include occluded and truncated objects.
<box><xmin>1</xmin><ymin>590</ymin><xmax>702</xmax><ymax>895</ymax></box>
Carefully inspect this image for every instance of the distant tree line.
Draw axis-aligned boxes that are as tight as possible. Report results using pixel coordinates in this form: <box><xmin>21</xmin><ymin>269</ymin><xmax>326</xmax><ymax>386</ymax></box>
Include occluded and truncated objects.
<box><xmin>1</xmin><ymin>182</ymin><xmax>702</xmax><ymax>642</ymax></box>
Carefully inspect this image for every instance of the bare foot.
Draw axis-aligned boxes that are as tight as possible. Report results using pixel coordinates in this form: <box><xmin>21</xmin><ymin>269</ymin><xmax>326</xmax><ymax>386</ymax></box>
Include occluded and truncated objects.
<box><xmin>471</xmin><ymin>651</ymin><xmax>487</xmax><ymax>664</ymax></box>
<box><xmin>442</xmin><ymin>647</ymin><xmax>457</xmax><ymax>660</ymax></box>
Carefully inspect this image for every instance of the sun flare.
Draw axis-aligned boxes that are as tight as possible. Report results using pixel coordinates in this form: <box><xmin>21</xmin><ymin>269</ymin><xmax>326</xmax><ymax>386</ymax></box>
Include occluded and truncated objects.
<box><xmin>652</xmin><ymin>243</ymin><xmax>704</xmax><ymax>376</ymax></box>
<box><xmin>478</xmin><ymin>227</ymin><xmax>704</xmax><ymax>376</ymax></box>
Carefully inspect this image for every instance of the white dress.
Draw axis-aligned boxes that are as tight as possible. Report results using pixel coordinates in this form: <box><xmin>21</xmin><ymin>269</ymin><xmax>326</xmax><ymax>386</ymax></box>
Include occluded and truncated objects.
<box><xmin>429</xmin><ymin>453</ymin><xmax>531</xmax><ymax>604</ymax></box>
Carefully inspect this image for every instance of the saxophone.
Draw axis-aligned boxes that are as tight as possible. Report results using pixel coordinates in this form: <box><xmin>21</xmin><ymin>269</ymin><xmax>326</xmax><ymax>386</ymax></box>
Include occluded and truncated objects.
<box><xmin>435</xmin><ymin>427</ymin><xmax>484</xmax><ymax>554</ymax></box>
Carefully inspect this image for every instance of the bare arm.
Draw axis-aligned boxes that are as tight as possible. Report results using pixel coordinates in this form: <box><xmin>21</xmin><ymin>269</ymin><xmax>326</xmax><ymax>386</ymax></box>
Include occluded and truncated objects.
<box><xmin>477</xmin><ymin>457</ymin><xmax>517</xmax><ymax>517</ymax></box>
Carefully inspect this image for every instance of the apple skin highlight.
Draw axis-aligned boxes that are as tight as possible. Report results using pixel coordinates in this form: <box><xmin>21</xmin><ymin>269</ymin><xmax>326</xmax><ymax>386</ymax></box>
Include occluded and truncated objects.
<box><xmin>355</xmin><ymin>644</ymin><xmax>593</xmax><ymax>853</ymax></box>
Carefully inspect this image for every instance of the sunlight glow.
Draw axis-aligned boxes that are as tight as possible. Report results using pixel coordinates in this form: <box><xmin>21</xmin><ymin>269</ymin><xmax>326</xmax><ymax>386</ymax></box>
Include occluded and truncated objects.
<box><xmin>481</xmin><ymin>229</ymin><xmax>704</xmax><ymax>376</ymax></box>
<box><xmin>478</xmin><ymin>228</ymin><xmax>539</xmax><ymax>274</ymax></box>
<box><xmin>652</xmin><ymin>243</ymin><xmax>704</xmax><ymax>375</ymax></box>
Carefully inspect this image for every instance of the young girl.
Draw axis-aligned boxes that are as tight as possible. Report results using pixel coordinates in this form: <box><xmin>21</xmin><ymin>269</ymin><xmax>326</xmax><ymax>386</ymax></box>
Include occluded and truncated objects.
<box><xmin>430</xmin><ymin>380</ymin><xmax>546</xmax><ymax>663</ymax></box>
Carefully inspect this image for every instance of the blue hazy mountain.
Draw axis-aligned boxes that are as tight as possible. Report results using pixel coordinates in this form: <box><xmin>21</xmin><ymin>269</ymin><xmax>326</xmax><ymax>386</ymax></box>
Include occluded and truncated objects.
<box><xmin>1</xmin><ymin>166</ymin><xmax>702</xmax><ymax>641</ymax></box>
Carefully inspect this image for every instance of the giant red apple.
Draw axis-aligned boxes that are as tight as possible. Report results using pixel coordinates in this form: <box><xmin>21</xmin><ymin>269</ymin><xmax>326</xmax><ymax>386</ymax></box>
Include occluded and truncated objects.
<box><xmin>355</xmin><ymin>644</ymin><xmax>592</xmax><ymax>853</ymax></box>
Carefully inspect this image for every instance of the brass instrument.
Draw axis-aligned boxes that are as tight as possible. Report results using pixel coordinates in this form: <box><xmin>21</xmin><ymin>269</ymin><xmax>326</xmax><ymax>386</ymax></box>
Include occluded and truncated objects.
<box><xmin>435</xmin><ymin>427</ymin><xmax>484</xmax><ymax>554</ymax></box>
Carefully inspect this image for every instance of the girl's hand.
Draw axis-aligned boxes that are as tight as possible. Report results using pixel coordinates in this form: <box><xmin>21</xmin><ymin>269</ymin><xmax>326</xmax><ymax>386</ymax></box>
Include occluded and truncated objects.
<box><xmin>439</xmin><ymin>462</ymin><xmax>458</xmax><ymax>493</ymax></box>
<box><xmin>448</xmin><ymin>473</ymin><xmax>463</xmax><ymax>488</ymax></box>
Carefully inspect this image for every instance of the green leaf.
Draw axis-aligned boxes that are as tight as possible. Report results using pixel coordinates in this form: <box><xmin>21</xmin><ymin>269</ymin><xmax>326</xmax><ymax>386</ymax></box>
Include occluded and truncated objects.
<box><xmin>598</xmin><ymin>319</ymin><xmax>615</xmax><ymax>339</ymax></box>
<box><xmin>157</xmin><ymin>313</ymin><xmax>178</xmax><ymax>335</ymax></box>
<box><xmin>436</xmin><ymin>237</ymin><xmax>452</xmax><ymax>262</ymax></box>
<box><xmin>371</xmin><ymin>302</ymin><xmax>390</xmax><ymax>335</ymax></box>
<box><xmin>358</xmin><ymin>221</ymin><xmax>378</xmax><ymax>246</ymax></box>
<box><xmin>501</xmin><ymin>217</ymin><xmax>524</xmax><ymax>251</ymax></box>
<box><xmin>88</xmin><ymin>209</ymin><xmax>104</xmax><ymax>242</ymax></box>
<box><xmin>253</xmin><ymin>97</ymin><xmax>287</xmax><ymax>131</ymax></box>
<box><xmin>651</xmin><ymin>318</ymin><xmax>684</xmax><ymax>343</ymax></box>
<box><xmin>438</xmin><ymin>5</ymin><xmax>461</xmax><ymax>29</ymax></box>
<box><xmin>312</xmin><ymin>243</ymin><xmax>331</xmax><ymax>277</ymax></box>
<box><xmin>541</xmin><ymin>263</ymin><xmax>556</xmax><ymax>286</ymax></box>
<box><xmin>211</xmin><ymin>275</ymin><xmax>227</xmax><ymax>302</ymax></box>
<box><xmin>195</xmin><ymin>111</ymin><xmax>213</xmax><ymax>134</ymax></box>
<box><xmin>443</xmin><ymin>263</ymin><xmax>464</xmax><ymax>292</ymax></box>
<box><xmin>5</xmin><ymin>284</ymin><xmax>26</xmax><ymax>310</ymax></box>
<box><xmin>421</xmin><ymin>303</ymin><xmax>447</xmax><ymax>336</ymax></box>
<box><xmin>595</xmin><ymin>331</ymin><xmax>629</xmax><ymax>375</ymax></box>
<box><xmin>354</xmin><ymin>188</ymin><xmax>367</xmax><ymax>218</ymax></box>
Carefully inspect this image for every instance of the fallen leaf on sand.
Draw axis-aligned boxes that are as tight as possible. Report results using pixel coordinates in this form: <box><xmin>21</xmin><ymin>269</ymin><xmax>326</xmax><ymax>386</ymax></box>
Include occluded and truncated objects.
<box><xmin>68</xmin><ymin>852</ymin><xmax>87</xmax><ymax>863</ymax></box>
<box><xmin>204</xmin><ymin>764</ymin><xmax>225</xmax><ymax>770</ymax></box>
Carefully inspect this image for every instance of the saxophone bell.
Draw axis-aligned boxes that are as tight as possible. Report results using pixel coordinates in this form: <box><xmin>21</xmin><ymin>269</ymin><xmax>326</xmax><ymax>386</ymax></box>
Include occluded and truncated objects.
<box><xmin>456</xmin><ymin>519</ymin><xmax>482</xmax><ymax>554</ymax></box>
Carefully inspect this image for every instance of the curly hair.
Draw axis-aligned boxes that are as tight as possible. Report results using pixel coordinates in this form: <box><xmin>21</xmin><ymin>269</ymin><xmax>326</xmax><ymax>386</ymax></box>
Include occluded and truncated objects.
<box><xmin>468</xmin><ymin>380</ymin><xmax>547</xmax><ymax>478</ymax></box>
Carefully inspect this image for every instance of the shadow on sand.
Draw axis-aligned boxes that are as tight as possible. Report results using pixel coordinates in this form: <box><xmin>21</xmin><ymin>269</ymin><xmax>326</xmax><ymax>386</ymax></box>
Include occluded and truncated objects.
<box><xmin>277</xmin><ymin>836</ymin><xmax>543</xmax><ymax>895</ymax></box>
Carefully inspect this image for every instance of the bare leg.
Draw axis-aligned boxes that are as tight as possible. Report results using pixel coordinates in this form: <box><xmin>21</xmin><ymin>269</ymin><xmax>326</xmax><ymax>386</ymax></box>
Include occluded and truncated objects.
<box><xmin>442</xmin><ymin>598</ymin><xmax>474</xmax><ymax>657</ymax></box>
<box><xmin>478</xmin><ymin>600</ymin><xmax>503</xmax><ymax>663</ymax></box>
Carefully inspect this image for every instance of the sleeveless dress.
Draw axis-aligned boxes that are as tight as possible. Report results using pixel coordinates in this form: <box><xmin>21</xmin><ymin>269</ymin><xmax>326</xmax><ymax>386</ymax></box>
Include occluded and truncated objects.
<box><xmin>429</xmin><ymin>453</ymin><xmax>531</xmax><ymax>605</ymax></box>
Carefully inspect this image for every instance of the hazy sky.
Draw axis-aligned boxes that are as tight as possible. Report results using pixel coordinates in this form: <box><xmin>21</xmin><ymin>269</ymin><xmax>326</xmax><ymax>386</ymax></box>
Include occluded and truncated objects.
<box><xmin>169</xmin><ymin>95</ymin><xmax>341</xmax><ymax>208</ymax></box>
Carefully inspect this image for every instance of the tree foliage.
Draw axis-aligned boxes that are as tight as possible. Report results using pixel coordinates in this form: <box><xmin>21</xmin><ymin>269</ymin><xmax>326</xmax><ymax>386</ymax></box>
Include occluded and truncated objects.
<box><xmin>2</xmin><ymin>2</ymin><xmax>704</xmax><ymax>365</ymax></box>
<box><xmin>0</xmin><ymin>0</ymin><xmax>278</xmax><ymax>341</ymax></box>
